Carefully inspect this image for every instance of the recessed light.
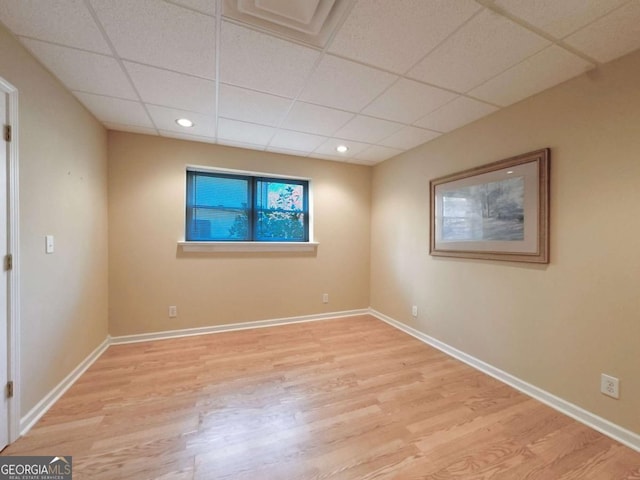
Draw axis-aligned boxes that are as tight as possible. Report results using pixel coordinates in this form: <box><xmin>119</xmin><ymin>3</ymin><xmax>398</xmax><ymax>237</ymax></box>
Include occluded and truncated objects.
<box><xmin>336</xmin><ymin>145</ymin><xmax>348</xmax><ymax>153</ymax></box>
<box><xmin>506</xmin><ymin>170</ymin><xmax>514</xmax><ymax>174</ymax></box>
<box><xmin>176</xmin><ymin>118</ymin><xmax>194</xmax><ymax>128</ymax></box>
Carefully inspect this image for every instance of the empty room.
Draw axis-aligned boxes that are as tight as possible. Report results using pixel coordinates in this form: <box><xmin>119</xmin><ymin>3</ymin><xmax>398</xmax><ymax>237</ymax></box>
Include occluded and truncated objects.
<box><xmin>0</xmin><ymin>0</ymin><xmax>639</xmax><ymax>478</ymax></box>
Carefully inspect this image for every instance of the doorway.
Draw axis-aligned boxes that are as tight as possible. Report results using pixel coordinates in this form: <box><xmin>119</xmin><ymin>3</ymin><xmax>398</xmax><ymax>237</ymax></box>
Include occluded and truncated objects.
<box><xmin>0</xmin><ymin>75</ymin><xmax>19</xmax><ymax>449</ymax></box>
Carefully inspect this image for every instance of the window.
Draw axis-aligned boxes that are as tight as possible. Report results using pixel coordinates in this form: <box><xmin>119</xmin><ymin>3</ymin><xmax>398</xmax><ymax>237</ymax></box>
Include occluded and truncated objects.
<box><xmin>186</xmin><ymin>169</ymin><xmax>309</xmax><ymax>242</ymax></box>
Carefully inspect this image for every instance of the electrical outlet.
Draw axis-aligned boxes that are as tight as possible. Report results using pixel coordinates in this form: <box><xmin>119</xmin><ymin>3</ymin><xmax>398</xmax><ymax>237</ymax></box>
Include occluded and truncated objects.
<box><xmin>411</xmin><ymin>305</ymin><xmax>418</xmax><ymax>317</ymax></box>
<box><xmin>600</xmin><ymin>374</ymin><xmax>619</xmax><ymax>399</ymax></box>
<box><xmin>322</xmin><ymin>293</ymin><xmax>329</xmax><ymax>304</ymax></box>
<box><xmin>168</xmin><ymin>306</ymin><xmax>177</xmax><ymax>318</ymax></box>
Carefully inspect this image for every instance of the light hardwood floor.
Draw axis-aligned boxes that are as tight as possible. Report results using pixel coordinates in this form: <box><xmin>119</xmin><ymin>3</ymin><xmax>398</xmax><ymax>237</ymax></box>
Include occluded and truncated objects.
<box><xmin>3</xmin><ymin>315</ymin><xmax>639</xmax><ymax>479</ymax></box>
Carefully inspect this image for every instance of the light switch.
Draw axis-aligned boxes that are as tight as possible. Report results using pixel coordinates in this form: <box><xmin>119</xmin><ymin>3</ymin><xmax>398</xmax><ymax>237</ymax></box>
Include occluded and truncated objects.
<box><xmin>45</xmin><ymin>235</ymin><xmax>54</xmax><ymax>254</ymax></box>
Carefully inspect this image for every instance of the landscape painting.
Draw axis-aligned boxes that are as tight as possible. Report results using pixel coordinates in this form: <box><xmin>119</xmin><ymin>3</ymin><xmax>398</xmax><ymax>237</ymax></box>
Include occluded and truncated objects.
<box><xmin>429</xmin><ymin>148</ymin><xmax>550</xmax><ymax>263</ymax></box>
<box><xmin>441</xmin><ymin>176</ymin><xmax>525</xmax><ymax>242</ymax></box>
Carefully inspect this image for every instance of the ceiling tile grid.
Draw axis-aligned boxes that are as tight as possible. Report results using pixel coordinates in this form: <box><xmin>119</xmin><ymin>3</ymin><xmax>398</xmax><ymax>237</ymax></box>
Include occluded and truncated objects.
<box><xmin>280</xmin><ymin>102</ymin><xmax>355</xmax><ymax>137</ymax></box>
<box><xmin>563</xmin><ymin>1</ymin><xmax>640</xmax><ymax>63</ymax></box>
<box><xmin>414</xmin><ymin>96</ymin><xmax>499</xmax><ymax>133</ymax></box>
<box><xmin>91</xmin><ymin>0</ymin><xmax>217</xmax><ymax>79</ymax></box>
<box><xmin>220</xmin><ymin>21</ymin><xmax>320</xmax><ymax>97</ymax></box>
<box><xmin>407</xmin><ymin>8</ymin><xmax>552</xmax><ymax>92</ymax></box>
<box><xmin>74</xmin><ymin>92</ymin><xmax>154</xmax><ymax>128</ymax></box>
<box><xmin>362</xmin><ymin>78</ymin><xmax>459</xmax><ymax>124</ymax></box>
<box><xmin>493</xmin><ymin>0</ymin><xmax>628</xmax><ymax>39</ymax></box>
<box><xmin>297</xmin><ymin>54</ymin><xmax>398</xmax><ymax>112</ymax></box>
<box><xmin>218</xmin><ymin>83</ymin><xmax>293</xmax><ymax>126</ymax></box>
<box><xmin>468</xmin><ymin>45</ymin><xmax>594</xmax><ymax>107</ymax></box>
<box><xmin>22</xmin><ymin>38</ymin><xmax>137</xmax><ymax>100</ymax></box>
<box><xmin>0</xmin><ymin>0</ymin><xmax>111</xmax><ymax>53</ymax></box>
<box><xmin>1</xmin><ymin>0</ymin><xmax>639</xmax><ymax>164</ymax></box>
<box><xmin>327</xmin><ymin>0</ymin><xmax>482</xmax><ymax>74</ymax></box>
<box><xmin>125</xmin><ymin>61</ymin><xmax>217</xmax><ymax>114</ymax></box>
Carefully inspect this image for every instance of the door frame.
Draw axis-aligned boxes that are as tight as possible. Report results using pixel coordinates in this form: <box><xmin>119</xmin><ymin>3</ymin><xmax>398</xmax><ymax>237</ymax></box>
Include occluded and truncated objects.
<box><xmin>0</xmin><ymin>76</ymin><xmax>20</xmax><ymax>444</ymax></box>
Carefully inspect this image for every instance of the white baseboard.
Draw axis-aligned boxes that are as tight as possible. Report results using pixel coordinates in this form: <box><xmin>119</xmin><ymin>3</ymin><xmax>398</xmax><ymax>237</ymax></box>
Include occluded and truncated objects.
<box><xmin>369</xmin><ymin>308</ymin><xmax>640</xmax><ymax>453</ymax></box>
<box><xmin>20</xmin><ymin>337</ymin><xmax>110</xmax><ymax>436</ymax></box>
<box><xmin>109</xmin><ymin>309</ymin><xmax>369</xmax><ymax>345</ymax></box>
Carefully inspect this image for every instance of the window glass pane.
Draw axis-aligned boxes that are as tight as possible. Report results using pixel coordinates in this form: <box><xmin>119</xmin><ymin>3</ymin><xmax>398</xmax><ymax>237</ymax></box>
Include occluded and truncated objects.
<box><xmin>187</xmin><ymin>173</ymin><xmax>250</xmax><ymax>240</ymax></box>
<box><xmin>255</xmin><ymin>180</ymin><xmax>307</xmax><ymax>241</ymax></box>
<box><xmin>193</xmin><ymin>175</ymin><xmax>248</xmax><ymax>208</ymax></box>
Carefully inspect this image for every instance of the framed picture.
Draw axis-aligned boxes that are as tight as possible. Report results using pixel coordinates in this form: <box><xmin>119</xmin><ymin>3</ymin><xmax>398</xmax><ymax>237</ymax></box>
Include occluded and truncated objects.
<box><xmin>430</xmin><ymin>149</ymin><xmax>550</xmax><ymax>263</ymax></box>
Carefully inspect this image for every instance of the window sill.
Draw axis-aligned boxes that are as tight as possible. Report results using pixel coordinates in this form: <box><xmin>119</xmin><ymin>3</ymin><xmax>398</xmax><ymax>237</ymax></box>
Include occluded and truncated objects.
<box><xmin>178</xmin><ymin>241</ymin><xmax>319</xmax><ymax>253</ymax></box>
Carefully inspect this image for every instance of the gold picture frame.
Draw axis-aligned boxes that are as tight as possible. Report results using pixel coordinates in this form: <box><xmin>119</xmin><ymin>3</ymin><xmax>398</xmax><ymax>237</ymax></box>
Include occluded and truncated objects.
<box><xmin>430</xmin><ymin>149</ymin><xmax>550</xmax><ymax>264</ymax></box>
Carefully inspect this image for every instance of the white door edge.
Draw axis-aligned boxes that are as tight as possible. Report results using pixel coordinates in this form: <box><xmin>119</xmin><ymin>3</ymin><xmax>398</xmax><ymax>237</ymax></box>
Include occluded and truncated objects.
<box><xmin>0</xmin><ymin>75</ymin><xmax>20</xmax><ymax>445</ymax></box>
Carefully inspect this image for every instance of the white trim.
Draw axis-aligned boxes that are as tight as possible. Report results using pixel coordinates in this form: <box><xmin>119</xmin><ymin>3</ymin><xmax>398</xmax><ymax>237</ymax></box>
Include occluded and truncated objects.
<box><xmin>369</xmin><ymin>308</ymin><xmax>640</xmax><ymax>453</ymax></box>
<box><xmin>186</xmin><ymin>164</ymin><xmax>311</xmax><ymax>182</ymax></box>
<box><xmin>20</xmin><ymin>338</ymin><xmax>109</xmax><ymax>436</ymax></box>
<box><xmin>0</xmin><ymin>77</ymin><xmax>20</xmax><ymax>443</ymax></box>
<box><xmin>110</xmin><ymin>309</ymin><xmax>368</xmax><ymax>345</ymax></box>
<box><xmin>178</xmin><ymin>240</ymin><xmax>319</xmax><ymax>253</ymax></box>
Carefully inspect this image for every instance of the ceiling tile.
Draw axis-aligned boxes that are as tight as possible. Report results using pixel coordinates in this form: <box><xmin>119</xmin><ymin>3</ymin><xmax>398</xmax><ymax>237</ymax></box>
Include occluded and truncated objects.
<box><xmin>146</xmin><ymin>105</ymin><xmax>215</xmax><ymax>136</ymax></box>
<box><xmin>220</xmin><ymin>21</ymin><xmax>320</xmax><ymax>97</ymax></box>
<box><xmin>91</xmin><ymin>0</ymin><xmax>216</xmax><ymax>79</ymax></box>
<box><xmin>408</xmin><ymin>9</ymin><xmax>550</xmax><ymax>92</ymax></box>
<box><xmin>335</xmin><ymin>115</ymin><xmax>404</xmax><ymax>144</ymax></box>
<box><xmin>414</xmin><ymin>96</ymin><xmax>498</xmax><ymax>133</ymax></box>
<box><xmin>299</xmin><ymin>55</ymin><xmax>398</xmax><ymax>112</ymax></box>
<box><xmin>218</xmin><ymin>83</ymin><xmax>292</xmax><ymax>126</ymax></box>
<box><xmin>379</xmin><ymin>126</ymin><xmax>441</xmax><ymax>150</ymax></box>
<box><xmin>74</xmin><ymin>92</ymin><xmax>153</xmax><ymax>127</ymax></box>
<box><xmin>363</xmin><ymin>79</ymin><xmax>458</xmax><ymax>124</ymax></box>
<box><xmin>265</xmin><ymin>146</ymin><xmax>309</xmax><ymax>157</ymax></box>
<box><xmin>124</xmin><ymin>61</ymin><xmax>216</xmax><ymax>113</ymax></box>
<box><xmin>281</xmin><ymin>102</ymin><xmax>354</xmax><ymax>136</ymax></box>
<box><xmin>159</xmin><ymin>129</ymin><xmax>217</xmax><ymax>144</ymax></box>
<box><xmin>22</xmin><ymin>39</ymin><xmax>137</xmax><ymax>99</ymax></box>
<box><xmin>348</xmin><ymin>158</ymin><xmax>378</xmax><ymax>166</ymax></box>
<box><xmin>217</xmin><ymin>138</ymin><xmax>266</xmax><ymax>151</ymax></box>
<box><xmin>167</xmin><ymin>0</ymin><xmax>216</xmax><ymax>16</ymax></box>
<box><xmin>103</xmin><ymin>122</ymin><xmax>158</xmax><ymax>135</ymax></box>
<box><xmin>313</xmin><ymin>138</ymin><xmax>370</xmax><ymax>157</ymax></box>
<box><xmin>355</xmin><ymin>145</ymin><xmax>403</xmax><ymax>163</ymax></box>
<box><xmin>328</xmin><ymin>0</ymin><xmax>480</xmax><ymax>73</ymax></box>
<box><xmin>308</xmin><ymin>153</ymin><xmax>348</xmax><ymax>162</ymax></box>
<box><xmin>564</xmin><ymin>1</ymin><xmax>640</xmax><ymax>63</ymax></box>
<box><xmin>269</xmin><ymin>130</ymin><xmax>327</xmax><ymax>153</ymax></box>
<box><xmin>494</xmin><ymin>0</ymin><xmax>627</xmax><ymax>39</ymax></box>
<box><xmin>469</xmin><ymin>45</ymin><xmax>593</xmax><ymax>107</ymax></box>
<box><xmin>0</xmin><ymin>0</ymin><xmax>110</xmax><ymax>53</ymax></box>
<box><xmin>217</xmin><ymin>118</ymin><xmax>276</xmax><ymax>146</ymax></box>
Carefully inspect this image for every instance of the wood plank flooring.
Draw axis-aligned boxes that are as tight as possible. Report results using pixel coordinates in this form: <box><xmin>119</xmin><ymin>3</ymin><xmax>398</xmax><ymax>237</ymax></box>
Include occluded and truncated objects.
<box><xmin>2</xmin><ymin>315</ymin><xmax>639</xmax><ymax>479</ymax></box>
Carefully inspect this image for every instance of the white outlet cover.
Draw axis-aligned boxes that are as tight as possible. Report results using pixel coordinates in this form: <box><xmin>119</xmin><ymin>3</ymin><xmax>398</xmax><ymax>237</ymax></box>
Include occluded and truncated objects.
<box><xmin>600</xmin><ymin>373</ymin><xmax>619</xmax><ymax>399</ymax></box>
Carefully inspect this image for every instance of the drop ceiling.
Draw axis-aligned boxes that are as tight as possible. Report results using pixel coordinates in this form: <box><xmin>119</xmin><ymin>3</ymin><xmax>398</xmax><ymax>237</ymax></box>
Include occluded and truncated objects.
<box><xmin>1</xmin><ymin>0</ymin><xmax>639</xmax><ymax>165</ymax></box>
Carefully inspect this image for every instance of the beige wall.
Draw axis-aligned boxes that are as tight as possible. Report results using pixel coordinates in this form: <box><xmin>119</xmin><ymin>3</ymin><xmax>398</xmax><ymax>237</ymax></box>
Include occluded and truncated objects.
<box><xmin>107</xmin><ymin>132</ymin><xmax>371</xmax><ymax>336</ymax></box>
<box><xmin>371</xmin><ymin>49</ymin><xmax>640</xmax><ymax>433</ymax></box>
<box><xmin>0</xmin><ymin>25</ymin><xmax>109</xmax><ymax>415</ymax></box>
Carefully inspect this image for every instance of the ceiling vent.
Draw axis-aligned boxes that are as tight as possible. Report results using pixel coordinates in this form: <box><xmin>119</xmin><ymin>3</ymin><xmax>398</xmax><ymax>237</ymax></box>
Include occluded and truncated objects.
<box><xmin>223</xmin><ymin>0</ymin><xmax>351</xmax><ymax>47</ymax></box>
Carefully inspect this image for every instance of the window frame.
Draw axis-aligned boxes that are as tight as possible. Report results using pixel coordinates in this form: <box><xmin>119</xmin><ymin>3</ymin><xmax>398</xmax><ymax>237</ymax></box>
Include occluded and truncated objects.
<box><xmin>182</xmin><ymin>166</ymin><xmax>315</xmax><ymax>252</ymax></box>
